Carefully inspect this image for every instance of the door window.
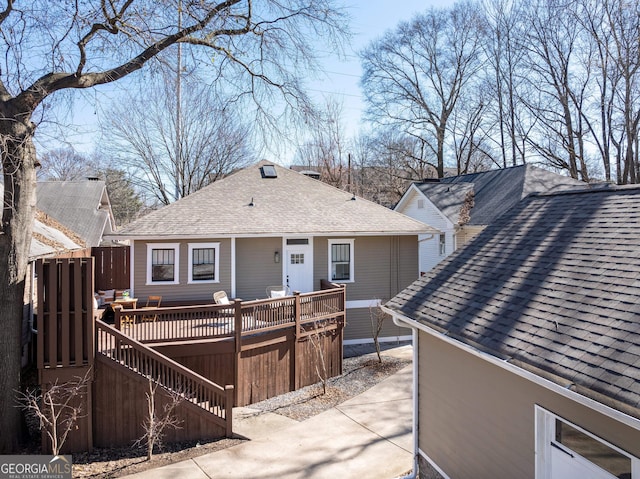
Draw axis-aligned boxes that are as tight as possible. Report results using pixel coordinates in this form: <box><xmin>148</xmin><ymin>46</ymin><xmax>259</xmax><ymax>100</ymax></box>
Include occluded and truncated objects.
<box><xmin>536</xmin><ymin>406</ymin><xmax>636</xmax><ymax>479</ymax></box>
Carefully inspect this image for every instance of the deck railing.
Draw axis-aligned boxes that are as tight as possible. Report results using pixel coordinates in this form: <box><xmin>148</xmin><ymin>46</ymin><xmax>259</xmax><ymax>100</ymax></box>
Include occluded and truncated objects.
<box><xmin>112</xmin><ymin>286</ymin><xmax>346</xmax><ymax>344</ymax></box>
<box><xmin>96</xmin><ymin>319</ymin><xmax>234</xmax><ymax>436</ymax></box>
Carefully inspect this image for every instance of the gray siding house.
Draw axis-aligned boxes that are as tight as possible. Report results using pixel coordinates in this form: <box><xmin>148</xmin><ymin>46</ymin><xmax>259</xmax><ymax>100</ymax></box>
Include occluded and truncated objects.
<box><xmin>112</xmin><ymin>162</ymin><xmax>438</xmax><ymax>343</ymax></box>
<box><xmin>384</xmin><ymin>186</ymin><xmax>640</xmax><ymax>479</ymax></box>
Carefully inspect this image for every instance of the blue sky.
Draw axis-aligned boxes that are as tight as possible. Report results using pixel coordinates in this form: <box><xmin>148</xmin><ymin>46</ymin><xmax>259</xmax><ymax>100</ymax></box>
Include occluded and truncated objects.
<box><xmin>38</xmin><ymin>1</ymin><xmax>454</xmax><ymax>159</ymax></box>
<box><xmin>307</xmin><ymin>0</ymin><xmax>454</xmax><ymax>142</ymax></box>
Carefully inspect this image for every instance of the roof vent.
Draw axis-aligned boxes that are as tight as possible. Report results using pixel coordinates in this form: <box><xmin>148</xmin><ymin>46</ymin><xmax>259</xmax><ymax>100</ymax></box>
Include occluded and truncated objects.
<box><xmin>260</xmin><ymin>165</ymin><xmax>277</xmax><ymax>178</ymax></box>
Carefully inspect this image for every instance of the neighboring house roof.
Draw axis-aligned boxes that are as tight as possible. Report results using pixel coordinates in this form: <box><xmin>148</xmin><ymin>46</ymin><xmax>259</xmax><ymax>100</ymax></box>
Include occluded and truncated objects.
<box><xmin>0</xmin><ymin>182</ymin><xmax>85</xmax><ymax>259</ymax></box>
<box><xmin>31</xmin><ymin>211</ymin><xmax>86</xmax><ymax>259</ymax></box>
<box><xmin>115</xmin><ymin>161</ymin><xmax>437</xmax><ymax>238</ymax></box>
<box><xmin>412</xmin><ymin>164</ymin><xmax>585</xmax><ymax>226</ymax></box>
<box><xmin>385</xmin><ymin>186</ymin><xmax>640</xmax><ymax>419</ymax></box>
<box><xmin>37</xmin><ymin>180</ymin><xmax>115</xmax><ymax>247</ymax></box>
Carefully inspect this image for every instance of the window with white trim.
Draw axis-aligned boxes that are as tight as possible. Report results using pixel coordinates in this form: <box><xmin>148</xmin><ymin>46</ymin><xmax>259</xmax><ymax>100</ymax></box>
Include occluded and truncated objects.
<box><xmin>146</xmin><ymin>243</ymin><xmax>180</xmax><ymax>284</ymax></box>
<box><xmin>328</xmin><ymin>239</ymin><xmax>354</xmax><ymax>282</ymax></box>
<box><xmin>535</xmin><ymin>406</ymin><xmax>638</xmax><ymax>479</ymax></box>
<box><xmin>188</xmin><ymin>242</ymin><xmax>219</xmax><ymax>283</ymax></box>
<box><xmin>439</xmin><ymin>234</ymin><xmax>446</xmax><ymax>256</ymax></box>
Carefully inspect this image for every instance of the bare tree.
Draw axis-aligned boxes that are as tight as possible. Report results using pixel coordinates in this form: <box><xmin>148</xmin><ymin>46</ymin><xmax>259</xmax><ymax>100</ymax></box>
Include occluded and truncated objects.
<box><xmin>0</xmin><ymin>0</ymin><xmax>348</xmax><ymax>452</ymax></box>
<box><xmin>104</xmin><ymin>74</ymin><xmax>256</xmax><ymax>205</ymax></box>
<box><xmin>294</xmin><ymin>98</ymin><xmax>352</xmax><ymax>189</ymax></box>
<box><xmin>135</xmin><ymin>377</ymin><xmax>183</xmax><ymax>461</ymax></box>
<box><xmin>37</xmin><ymin>148</ymin><xmax>96</xmax><ymax>181</ymax></box>
<box><xmin>518</xmin><ymin>0</ymin><xmax>593</xmax><ymax>181</ymax></box>
<box><xmin>360</xmin><ymin>1</ymin><xmax>484</xmax><ymax>178</ymax></box>
<box><xmin>480</xmin><ymin>0</ymin><xmax>528</xmax><ymax>168</ymax></box>
<box><xmin>16</xmin><ymin>369</ymin><xmax>92</xmax><ymax>455</ymax></box>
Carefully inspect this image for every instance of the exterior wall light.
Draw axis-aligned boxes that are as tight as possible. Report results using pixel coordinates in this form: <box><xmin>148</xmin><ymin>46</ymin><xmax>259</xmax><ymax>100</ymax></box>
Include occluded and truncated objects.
<box><xmin>274</xmin><ymin>251</ymin><xmax>280</xmax><ymax>263</ymax></box>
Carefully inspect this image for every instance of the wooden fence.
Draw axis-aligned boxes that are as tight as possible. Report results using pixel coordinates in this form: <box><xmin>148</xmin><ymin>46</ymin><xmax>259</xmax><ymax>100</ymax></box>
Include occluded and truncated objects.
<box><xmin>36</xmin><ymin>257</ymin><xmax>95</xmax><ymax>453</ymax></box>
<box><xmin>92</xmin><ymin>246</ymin><xmax>130</xmax><ymax>291</ymax></box>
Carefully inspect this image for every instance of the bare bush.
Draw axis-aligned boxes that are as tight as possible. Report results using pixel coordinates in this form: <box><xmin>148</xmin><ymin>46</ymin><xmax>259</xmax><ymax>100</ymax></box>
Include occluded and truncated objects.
<box><xmin>369</xmin><ymin>301</ymin><xmax>386</xmax><ymax>363</ymax></box>
<box><xmin>17</xmin><ymin>369</ymin><xmax>92</xmax><ymax>455</ymax></box>
<box><xmin>135</xmin><ymin>377</ymin><xmax>184</xmax><ymax>461</ymax></box>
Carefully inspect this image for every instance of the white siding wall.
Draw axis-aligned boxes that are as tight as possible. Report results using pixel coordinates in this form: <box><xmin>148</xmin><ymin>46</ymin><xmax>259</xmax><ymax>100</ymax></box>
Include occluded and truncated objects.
<box><xmin>396</xmin><ymin>189</ymin><xmax>455</xmax><ymax>275</ymax></box>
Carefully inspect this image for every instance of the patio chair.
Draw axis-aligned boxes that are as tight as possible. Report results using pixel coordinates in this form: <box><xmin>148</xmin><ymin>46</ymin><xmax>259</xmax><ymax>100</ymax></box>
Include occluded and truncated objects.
<box><xmin>266</xmin><ymin>285</ymin><xmax>291</xmax><ymax>298</ymax></box>
<box><xmin>213</xmin><ymin>290</ymin><xmax>230</xmax><ymax>305</ymax></box>
<box><xmin>141</xmin><ymin>295</ymin><xmax>162</xmax><ymax>322</ymax></box>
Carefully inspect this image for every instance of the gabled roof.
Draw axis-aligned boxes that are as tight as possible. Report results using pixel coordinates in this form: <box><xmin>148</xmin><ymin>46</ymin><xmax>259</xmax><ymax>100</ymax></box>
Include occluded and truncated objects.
<box><xmin>0</xmin><ymin>182</ymin><xmax>85</xmax><ymax>259</ymax></box>
<box><xmin>385</xmin><ymin>186</ymin><xmax>640</xmax><ymax>419</ymax></box>
<box><xmin>116</xmin><ymin>161</ymin><xmax>437</xmax><ymax>238</ymax></box>
<box><xmin>412</xmin><ymin>165</ymin><xmax>585</xmax><ymax>226</ymax></box>
<box><xmin>37</xmin><ymin>180</ymin><xmax>115</xmax><ymax>247</ymax></box>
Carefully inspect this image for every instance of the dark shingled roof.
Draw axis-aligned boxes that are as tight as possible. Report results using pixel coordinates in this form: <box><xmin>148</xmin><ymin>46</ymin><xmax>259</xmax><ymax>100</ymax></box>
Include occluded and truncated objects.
<box><xmin>385</xmin><ymin>186</ymin><xmax>640</xmax><ymax>418</ymax></box>
<box><xmin>415</xmin><ymin>164</ymin><xmax>585</xmax><ymax>226</ymax></box>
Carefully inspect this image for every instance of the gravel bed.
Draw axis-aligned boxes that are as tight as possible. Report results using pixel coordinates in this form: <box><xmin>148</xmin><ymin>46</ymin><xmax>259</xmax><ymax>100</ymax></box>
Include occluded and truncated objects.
<box><xmin>248</xmin><ymin>347</ymin><xmax>411</xmax><ymax>421</ymax></box>
<box><xmin>70</xmin><ymin>342</ymin><xmax>411</xmax><ymax>478</ymax></box>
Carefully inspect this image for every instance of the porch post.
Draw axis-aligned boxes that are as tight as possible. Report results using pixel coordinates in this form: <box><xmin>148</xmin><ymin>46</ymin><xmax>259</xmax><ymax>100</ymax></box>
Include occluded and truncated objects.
<box><xmin>233</xmin><ymin>299</ymin><xmax>242</xmax><ymax>405</ymax></box>
<box><xmin>292</xmin><ymin>291</ymin><xmax>301</xmax><ymax>390</ymax></box>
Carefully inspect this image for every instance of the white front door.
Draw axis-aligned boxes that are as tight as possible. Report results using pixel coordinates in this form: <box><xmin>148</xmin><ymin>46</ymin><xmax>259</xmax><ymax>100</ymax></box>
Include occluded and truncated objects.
<box><xmin>285</xmin><ymin>240</ymin><xmax>313</xmax><ymax>293</ymax></box>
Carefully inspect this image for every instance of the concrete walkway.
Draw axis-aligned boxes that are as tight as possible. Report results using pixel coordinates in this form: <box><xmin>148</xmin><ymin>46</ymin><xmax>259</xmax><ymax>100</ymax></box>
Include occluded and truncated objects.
<box><xmin>124</xmin><ymin>345</ymin><xmax>414</xmax><ymax>479</ymax></box>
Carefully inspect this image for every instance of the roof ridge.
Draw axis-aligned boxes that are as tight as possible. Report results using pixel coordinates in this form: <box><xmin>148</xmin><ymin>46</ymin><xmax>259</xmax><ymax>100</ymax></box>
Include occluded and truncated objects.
<box><xmin>528</xmin><ymin>182</ymin><xmax>638</xmax><ymax>198</ymax></box>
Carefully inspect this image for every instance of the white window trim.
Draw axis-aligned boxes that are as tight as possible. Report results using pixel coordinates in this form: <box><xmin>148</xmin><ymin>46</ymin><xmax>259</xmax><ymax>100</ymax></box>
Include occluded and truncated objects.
<box><xmin>535</xmin><ymin>405</ymin><xmax>640</xmax><ymax>479</ymax></box>
<box><xmin>146</xmin><ymin>243</ymin><xmax>180</xmax><ymax>285</ymax></box>
<box><xmin>187</xmin><ymin>242</ymin><xmax>220</xmax><ymax>284</ymax></box>
<box><xmin>328</xmin><ymin>238</ymin><xmax>355</xmax><ymax>283</ymax></box>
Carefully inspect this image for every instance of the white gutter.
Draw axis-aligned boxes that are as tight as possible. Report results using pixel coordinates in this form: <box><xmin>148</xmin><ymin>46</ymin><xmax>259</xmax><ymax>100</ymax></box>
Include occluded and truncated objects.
<box><xmin>382</xmin><ymin>307</ymin><xmax>640</xmax><ymax>434</ymax></box>
<box><xmin>386</xmin><ymin>307</ymin><xmax>419</xmax><ymax>479</ymax></box>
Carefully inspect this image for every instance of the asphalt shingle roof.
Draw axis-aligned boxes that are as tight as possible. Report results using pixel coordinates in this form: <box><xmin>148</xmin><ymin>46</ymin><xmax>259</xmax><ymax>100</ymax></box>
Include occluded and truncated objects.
<box><xmin>37</xmin><ymin>180</ymin><xmax>112</xmax><ymax>247</ymax></box>
<box><xmin>415</xmin><ymin>164</ymin><xmax>585</xmax><ymax>226</ymax></box>
<box><xmin>385</xmin><ymin>186</ymin><xmax>640</xmax><ymax>418</ymax></box>
<box><xmin>116</xmin><ymin>162</ymin><xmax>437</xmax><ymax>238</ymax></box>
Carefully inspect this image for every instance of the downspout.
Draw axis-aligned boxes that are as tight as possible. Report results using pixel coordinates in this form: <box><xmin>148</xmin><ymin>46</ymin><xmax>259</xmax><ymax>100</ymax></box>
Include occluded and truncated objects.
<box><xmin>385</xmin><ymin>307</ymin><xmax>419</xmax><ymax>479</ymax></box>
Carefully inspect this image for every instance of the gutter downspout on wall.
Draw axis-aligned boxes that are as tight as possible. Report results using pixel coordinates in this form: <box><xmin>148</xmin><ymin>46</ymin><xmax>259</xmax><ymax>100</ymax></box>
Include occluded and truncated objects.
<box><xmin>384</xmin><ymin>306</ymin><xmax>419</xmax><ymax>479</ymax></box>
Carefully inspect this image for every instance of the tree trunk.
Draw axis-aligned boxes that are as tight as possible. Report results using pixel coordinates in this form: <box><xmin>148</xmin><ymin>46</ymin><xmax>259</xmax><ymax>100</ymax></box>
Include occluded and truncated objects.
<box><xmin>0</xmin><ymin>116</ymin><xmax>38</xmax><ymax>452</ymax></box>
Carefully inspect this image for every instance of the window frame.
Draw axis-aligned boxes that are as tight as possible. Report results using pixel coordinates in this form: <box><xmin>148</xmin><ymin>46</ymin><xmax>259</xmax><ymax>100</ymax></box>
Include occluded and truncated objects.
<box><xmin>535</xmin><ymin>406</ymin><xmax>639</xmax><ymax>479</ymax></box>
<box><xmin>328</xmin><ymin>239</ymin><xmax>355</xmax><ymax>283</ymax></box>
<box><xmin>439</xmin><ymin>233</ymin><xmax>446</xmax><ymax>256</ymax></box>
<box><xmin>146</xmin><ymin>243</ymin><xmax>180</xmax><ymax>285</ymax></box>
<box><xmin>187</xmin><ymin>242</ymin><xmax>220</xmax><ymax>284</ymax></box>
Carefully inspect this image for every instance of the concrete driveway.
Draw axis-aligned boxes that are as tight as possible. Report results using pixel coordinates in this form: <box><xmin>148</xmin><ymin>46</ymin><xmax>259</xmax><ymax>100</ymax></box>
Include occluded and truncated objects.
<box><xmin>124</xmin><ymin>345</ymin><xmax>414</xmax><ymax>479</ymax></box>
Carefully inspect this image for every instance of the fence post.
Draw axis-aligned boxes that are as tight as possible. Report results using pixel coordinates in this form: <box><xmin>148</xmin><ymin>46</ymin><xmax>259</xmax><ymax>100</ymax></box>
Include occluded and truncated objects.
<box><xmin>233</xmin><ymin>300</ymin><xmax>242</xmax><ymax>406</ymax></box>
<box><xmin>292</xmin><ymin>292</ymin><xmax>302</xmax><ymax>390</ymax></box>
<box><xmin>225</xmin><ymin>385</ymin><xmax>234</xmax><ymax>437</ymax></box>
<box><xmin>113</xmin><ymin>304</ymin><xmax>123</xmax><ymax>330</ymax></box>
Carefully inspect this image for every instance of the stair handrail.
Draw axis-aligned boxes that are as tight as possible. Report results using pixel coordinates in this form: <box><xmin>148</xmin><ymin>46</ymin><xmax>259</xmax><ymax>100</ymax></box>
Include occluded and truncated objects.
<box><xmin>96</xmin><ymin>319</ymin><xmax>233</xmax><ymax>435</ymax></box>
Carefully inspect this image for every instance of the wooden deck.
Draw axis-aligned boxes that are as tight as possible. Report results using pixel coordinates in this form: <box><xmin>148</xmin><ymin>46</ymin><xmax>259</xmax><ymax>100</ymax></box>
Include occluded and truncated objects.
<box><xmin>109</xmin><ymin>287</ymin><xmax>345</xmax><ymax>344</ymax></box>
<box><xmin>36</xmin><ymin>254</ymin><xmax>346</xmax><ymax>453</ymax></box>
